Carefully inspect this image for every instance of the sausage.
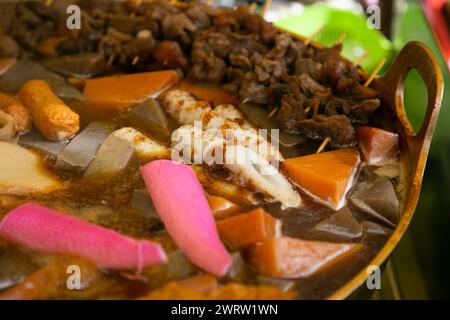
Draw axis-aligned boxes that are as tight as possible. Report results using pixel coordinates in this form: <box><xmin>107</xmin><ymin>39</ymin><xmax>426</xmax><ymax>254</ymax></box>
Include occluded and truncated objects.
<box><xmin>0</xmin><ymin>110</ymin><xmax>16</xmax><ymax>141</ymax></box>
<box><xmin>19</xmin><ymin>80</ymin><xmax>79</xmax><ymax>141</ymax></box>
<box><xmin>0</xmin><ymin>92</ymin><xmax>32</xmax><ymax>133</ymax></box>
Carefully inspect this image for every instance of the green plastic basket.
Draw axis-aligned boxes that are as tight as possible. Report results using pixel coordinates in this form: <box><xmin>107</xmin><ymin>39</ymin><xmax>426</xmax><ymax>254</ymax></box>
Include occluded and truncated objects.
<box><xmin>274</xmin><ymin>3</ymin><xmax>393</xmax><ymax>72</ymax></box>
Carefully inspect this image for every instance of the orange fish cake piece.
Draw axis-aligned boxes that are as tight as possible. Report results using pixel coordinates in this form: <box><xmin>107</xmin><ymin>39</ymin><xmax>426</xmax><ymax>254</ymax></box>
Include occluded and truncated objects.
<box><xmin>216</xmin><ymin>208</ymin><xmax>281</xmax><ymax>248</ymax></box>
<box><xmin>83</xmin><ymin>70</ymin><xmax>179</xmax><ymax>113</ymax></box>
<box><xmin>207</xmin><ymin>194</ymin><xmax>240</xmax><ymax>220</ymax></box>
<box><xmin>356</xmin><ymin>127</ymin><xmax>399</xmax><ymax>165</ymax></box>
<box><xmin>247</xmin><ymin>236</ymin><xmax>363</xmax><ymax>278</ymax></box>
<box><xmin>282</xmin><ymin>149</ymin><xmax>360</xmax><ymax>210</ymax></box>
<box><xmin>172</xmin><ymin>80</ymin><xmax>239</xmax><ymax>105</ymax></box>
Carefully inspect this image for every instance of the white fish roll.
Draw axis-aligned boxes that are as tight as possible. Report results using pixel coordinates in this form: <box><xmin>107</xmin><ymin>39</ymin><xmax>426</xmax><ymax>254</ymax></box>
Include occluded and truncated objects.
<box><xmin>171</xmin><ymin>126</ymin><xmax>301</xmax><ymax>209</ymax></box>
<box><xmin>171</xmin><ymin>125</ymin><xmax>225</xmax><ymax>165</ymax></box>
<box><xmin>214</xmin><ymin>104</ymin><xmax>247</xmax><ymax>123</ymax></box>
<box><xmin>113</xmin><ymin>127</ymin><xmax>169</xmax><ymax>161</ymax></box>
<box><xmin>225</xmin><ymin>145</ymin><xmax>301</xmax><ymax>209</ymax></box>
<box><xmin>163</xmin><ymin>90</ymin><xmax>212</xmax><ymax>125</ymax></box>
<box><xmin>197</xmin><ymin>110</ymin><xmax>283</xmax><ymax>164</ymax></box>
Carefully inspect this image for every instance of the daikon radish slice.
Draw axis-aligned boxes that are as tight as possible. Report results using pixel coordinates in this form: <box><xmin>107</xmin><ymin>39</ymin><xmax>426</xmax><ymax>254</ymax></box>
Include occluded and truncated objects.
<box><xmin>0</xmin><ymin>142</ymin><xmax>62</xmax><ymax>195</ymax></box>
<box><xmin>356</xmin><ymin>127</ymin><xmax>399</xmax><ymax>165</ymax></box>
<box><xmin>248</xmin><ymin>237</ymin><xmax>363</xmax><ymax>278</ymax></box>
<box><xmin>282</xmin><ymin>149</ymin><xmax>360</xmax><ymax>210</ymax></box>
<box><xmin>217</xmin><ymin>208</ymin><xmax>281</xmax><ymax>248</ymax></box>
<box><xmin>140</xmin><ymin>160</ymin><xmax>231</xmax><ymax>276</ymax></box>
<box><xmin>207</xmin><ymin>194</ymin><xmax>240</xmax><ymax>220</ymax></box>
<box><xmin>0</xmin><ymin>202</ymin><xmax>167</xmax><ymax>270</ymax></box>
<box><xmin>83</xmin><ymin>70</ymin><xmax>178</xmax><ymax>112</ymax></box>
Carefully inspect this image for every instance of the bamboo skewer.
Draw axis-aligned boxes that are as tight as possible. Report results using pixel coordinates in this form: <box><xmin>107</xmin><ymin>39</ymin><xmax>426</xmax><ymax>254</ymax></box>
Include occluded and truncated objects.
<box><xmin>132</xmin><ymin>56</ymin><xmax>140</xmax><ymax>66</ymax></box>
<box><xmin>354</xmin><ymin>49</ymin><xmax>370</xmax><ymax>65</ymax></box>
<box><xmin>364</xmin><ymin>58</ymin><xmax>386</xmax><ymax>87</ymax></box>
<box><xmin>305</xmin><ymin>25</ymin><xmax>325</xmax><ymax>46</ymax></box>
<box><xmin>261</xmin><ymin>0</ymin><xmax>271</xmax><ymax>18</ymax></box>
<box><xmin>316</xmin><ymin>137</ymin><xmax>330</xmax><ymax>154</ymax></box>
<box><xmin>268</xmin><ymin>108</ymin><xmax>279</xmax><ymax>118</ymax></box>
<box><xmin>304</xmin><ymin>106</ymin><xmax>311</xmax><ymax>115</ymax></box>
<box><xmin>107</xmin><ymin>53</ymin><xmax>116</xmax><ymax>67</ymax></box>
<box><xmin>333</xmin><ymin>33</ymin><xmax>347</xmax><ymax>46</ymax></box>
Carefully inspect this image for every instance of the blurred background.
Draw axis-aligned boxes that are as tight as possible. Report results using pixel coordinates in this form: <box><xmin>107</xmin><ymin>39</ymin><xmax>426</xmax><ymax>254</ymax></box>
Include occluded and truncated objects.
<box><xmin>246</xmin><ymin>0</ymin><xmax>450</xmax><ymax>299</ymax></box>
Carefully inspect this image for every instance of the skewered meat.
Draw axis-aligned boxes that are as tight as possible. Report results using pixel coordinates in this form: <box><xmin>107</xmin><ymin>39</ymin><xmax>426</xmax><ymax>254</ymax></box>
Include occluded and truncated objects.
<box><xmin>295</xmin><ymin>115</ymin><xmax>358</xmax><ymax>148</ymax></box>
<box><xmin>4</xmin><ymin>0</ymin><xmax>382</xmax><ymax>148</ymax></box>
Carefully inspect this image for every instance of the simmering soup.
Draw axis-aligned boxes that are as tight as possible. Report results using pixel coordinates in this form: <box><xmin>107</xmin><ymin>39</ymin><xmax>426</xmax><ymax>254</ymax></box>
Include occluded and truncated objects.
<box><xmin>0</xmin><ymin>0</ymin><xmax>403</xmax><ymax>300</ymax></box>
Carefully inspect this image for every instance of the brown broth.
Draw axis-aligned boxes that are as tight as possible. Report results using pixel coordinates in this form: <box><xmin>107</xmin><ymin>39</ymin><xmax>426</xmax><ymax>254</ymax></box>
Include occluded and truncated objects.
<box><xmin>0</xmin><ymin>83</ymin><xmax>399</xmax><ymax>300</ymax></box>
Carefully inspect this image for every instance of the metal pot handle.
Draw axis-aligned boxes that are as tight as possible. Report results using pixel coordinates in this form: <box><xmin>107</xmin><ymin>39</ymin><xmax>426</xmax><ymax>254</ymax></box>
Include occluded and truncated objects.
<box><xmin>374</xmin><ymin>41</ymin><xmax>443</xmax><ymax>178</ymax></box>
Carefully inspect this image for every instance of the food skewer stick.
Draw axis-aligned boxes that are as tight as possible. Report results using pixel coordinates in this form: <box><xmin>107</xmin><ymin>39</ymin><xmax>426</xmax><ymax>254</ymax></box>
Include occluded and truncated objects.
<box><xmin>261</xmin><ymin>0</ymin><xmax>271</xmax><ymax>18</ymax></box>
<box><xmin>364</xmin><ymin>58</ymin><xmax>386</xmax><ymax>87</ymax></box>
<box><xmin>304</xmin><ymin>106</ymin><xmax>311</xmax><ymax>116</ymax></box>
<box><xmin>354</xmin><ymin>49</ymin><xmax>370</xmax><ymax>65</ymax></box>
<box><xmin>132</xmin><ymin>56</ymin><xmax>140</xmax><ymax>66</ymax></box>
<box><xmin>313</xmin><ymin>105</ymin><xmax>319</xmax><ymax>117</ymax></box>
<box><xmin>107</xmin><ymin>53</ymin><xmax>116</xmax><ymax>67</ymax></box>
<box><xmin>267</xmin><ymin>108</ymin><xmax>279</xmax><ymax>118</ymax></box>
<box><xmin>171</xmin><ymin>0</ymin><xmax>189</xmax><ymax>7</ymax></box>
<box><xmin>333</xmin><ymin>33</ymin><xmax>347</xmax><ymax>46</ymax></box>
<box><xmin>316</xmin><ymin>137</ymin><xmax>330</xmax><ymax>154</ymax></box>
<box><xmin>305</xmin><ymin>25</ymin><xmax>325</xmax><ymax>46</ymax></box>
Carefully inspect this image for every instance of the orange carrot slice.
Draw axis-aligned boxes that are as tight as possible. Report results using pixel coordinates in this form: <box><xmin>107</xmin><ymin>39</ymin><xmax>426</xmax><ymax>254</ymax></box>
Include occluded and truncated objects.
<box><xmin>83</xmin><ymin>70</ymin><xmax>178</xmax><ymax>113</ymax></box>
<box><xmin>172</xmin><ymin>80</ymin><xmax>239</xmax><ymax>105</ymax></box>
<box><xmin>282</xmin><ymin>149</ymin><xmax>360</xmax><ymax>210</ymax></box>
<box><xmin>216</xmin><ymin>208</ymin><xmax>281</xmax><ymax>248</ymax></box>
<box><xmin>248</xmin><ymin>237</ymin><xmax>363</xmax><ymax>278</ymax></box>
<box><xmin>356</xmin><ymin>127</ymin><xmax>399</xmax><ymax>165</ymax></box>
<box><xmin>207</xmin><ymin>194</ymin><xmax>240</xmax><ymax>220</ymax></box>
